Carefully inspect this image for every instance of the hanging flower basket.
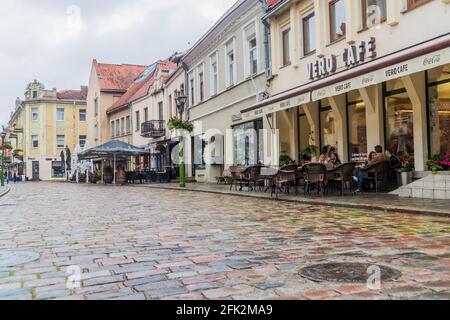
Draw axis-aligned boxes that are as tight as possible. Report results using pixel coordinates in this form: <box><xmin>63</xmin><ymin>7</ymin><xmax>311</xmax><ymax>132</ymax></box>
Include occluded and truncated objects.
<box><xmin>168</xmin><ymin>117</ymin><xmax>194</xmax><ymax>133</ymax></box>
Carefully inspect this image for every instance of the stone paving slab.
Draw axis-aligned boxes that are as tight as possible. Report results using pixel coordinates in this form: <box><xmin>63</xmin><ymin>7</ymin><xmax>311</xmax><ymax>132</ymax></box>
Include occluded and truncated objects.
<box><xmin>0</xmin><ymin>182</ymin><xmax>449</xmax><ymax>300</ymax></box>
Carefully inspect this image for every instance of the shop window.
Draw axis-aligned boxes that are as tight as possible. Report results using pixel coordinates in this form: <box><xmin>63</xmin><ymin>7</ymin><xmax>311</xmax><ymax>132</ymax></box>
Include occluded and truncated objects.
<box><xmin>329</xmin><ymin>0</ymin><xmax>346</xmax><ymax>43</ymax></box>
<box><xmin>361</xmin><ymin>0</ymin><xmax>387</xmax><ymax>30</ymax></box>
<box><xmin>302</xmin><ymin>13</ymin><xmax>316</xmax><ymax>56</ymax></box>
<box><xmin>233</xmin><ymin>119</ymin><xmax>264</xmax><ymax>166</ymax></box>
<box><xmin>428</xmin><ymin>66</ymin><xmax>450</xmax><ymax>157</ymax></box>
<box><xmin>52</xmin><ymin>161</ymin><xmax>65</xmax><ymax>178</ymax></box>
<box><xmin>347</xmin><ymin>92</ymin><xmax>368</xmax><ymax>163</ymax></box>
<box><xmin>384</xmin><ymin>82</ymin><xmax>414</xmax><ymax>157</ymax></box>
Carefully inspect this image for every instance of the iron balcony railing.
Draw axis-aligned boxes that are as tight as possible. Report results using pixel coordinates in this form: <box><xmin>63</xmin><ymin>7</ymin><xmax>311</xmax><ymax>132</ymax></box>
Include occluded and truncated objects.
<box><xmin>141</xmin><ymin>120</ymin><xmax>166</xmax><ymax>138</ymax></box>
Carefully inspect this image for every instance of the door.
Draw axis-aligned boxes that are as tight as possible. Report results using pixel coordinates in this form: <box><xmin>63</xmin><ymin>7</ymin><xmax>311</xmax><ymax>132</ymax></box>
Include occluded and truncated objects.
<box><xmin>32</xmin><ymin>161</ymin><xmax>40</xmax><ymax>180</ymax></box>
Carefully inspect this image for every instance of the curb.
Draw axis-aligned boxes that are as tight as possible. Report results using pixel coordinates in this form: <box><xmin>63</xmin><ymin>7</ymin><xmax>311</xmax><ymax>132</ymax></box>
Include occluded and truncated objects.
<box><xmin>142</xmin><ymin>185</ymin><xmax>450</xmax><ymax>218</ymax></box>
<box><xmin>0</xmin><ymin>185</ymin><xmax>11</xmax><ymax>199</ymax></box>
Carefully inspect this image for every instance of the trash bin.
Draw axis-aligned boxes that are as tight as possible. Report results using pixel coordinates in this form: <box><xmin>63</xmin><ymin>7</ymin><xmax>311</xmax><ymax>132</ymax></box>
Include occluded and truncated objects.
<box><xmin>396</xmin><ymin>169</ymin><xmax>413</xmax><ymax>186</ymax></box>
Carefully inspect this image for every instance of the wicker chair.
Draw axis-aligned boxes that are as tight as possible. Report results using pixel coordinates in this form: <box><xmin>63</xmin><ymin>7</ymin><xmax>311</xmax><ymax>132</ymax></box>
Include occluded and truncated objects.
<box><xmin>360</xmin><ymin>161</ymin><xmax>391</xmax><ymax>193</ymax></box>
<box><xmin>327</xmin><ymin>162</ymin><xmax>357</xmax><ymax>196</ymax></box>
<box><xmin>272</xmin><ymin>170</ymin><xmax>298</xmax><ymax>198</ymax></box>
<box><xmin>215</xmin><ymin>169</ymin><xmax>231</xmax><ymax>185</ymax></box>
<box><xmin>303</xmin><ymin>163</ymin><xmax>328</xmax><ymax>196</ymax></box>
<box><xmin>229</xmin><ymin>166</ymin><xmax>245</xmax><ymax>191</ymax></box>
<box><xmin>246</xmin><ymin>165</ymin><xmax>264</xmax><ymax>192</ymax></box>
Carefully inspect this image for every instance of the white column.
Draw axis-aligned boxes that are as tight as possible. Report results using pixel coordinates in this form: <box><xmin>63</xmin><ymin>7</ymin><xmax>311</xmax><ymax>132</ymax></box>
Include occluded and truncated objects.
<box><xmin>328</xmin><ymin>94</ymin><xmax>349</xmax><ymax>162</ymax></box>
<box><xmin>402</xmin><ymin>73</ymin><xmax>428</xmax><ymax>172</ymax></box>
<box><xmin>314</xmin><ymin>0</ymin><xmax>326</xmax><ymax>57</ymax></box>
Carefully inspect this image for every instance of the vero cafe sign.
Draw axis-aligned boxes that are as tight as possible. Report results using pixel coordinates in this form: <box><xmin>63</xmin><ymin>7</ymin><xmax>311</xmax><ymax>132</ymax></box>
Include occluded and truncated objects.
<box><xmin>307</xmin><ymin>38</ymin><xmax>377</xmax><ymax>81</ymax></box>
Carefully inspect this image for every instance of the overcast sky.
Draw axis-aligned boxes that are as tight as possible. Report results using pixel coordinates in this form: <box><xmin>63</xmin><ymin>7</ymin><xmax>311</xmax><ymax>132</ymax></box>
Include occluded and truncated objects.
<box><xmin>0</xmin><ymin>0</ymin><xmax>236</xmax><ymax>127</ymax></box>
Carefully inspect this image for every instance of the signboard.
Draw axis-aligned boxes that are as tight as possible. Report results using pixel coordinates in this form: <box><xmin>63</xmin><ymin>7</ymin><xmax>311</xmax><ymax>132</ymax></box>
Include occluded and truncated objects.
<box><xmin>312</xmin><ymin>47</ymin><xmax>450</xmax><ymax>101</ymax></box>
<box><xmin>242</xmin><ymin>92</ymin><xmax>311</xmax><ymax>121</ymax></box>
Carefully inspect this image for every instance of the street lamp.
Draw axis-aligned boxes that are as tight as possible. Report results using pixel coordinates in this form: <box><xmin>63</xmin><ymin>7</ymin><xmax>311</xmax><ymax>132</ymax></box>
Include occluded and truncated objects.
<box><xmin>175</xmin><ymin>91</ymin><xmax>188</xmax><ymax>188</ymax></box>
<box><xmin>1</xmin><ymin>131</ymin><xmax>6</xmax><ymax>187</ymax></box>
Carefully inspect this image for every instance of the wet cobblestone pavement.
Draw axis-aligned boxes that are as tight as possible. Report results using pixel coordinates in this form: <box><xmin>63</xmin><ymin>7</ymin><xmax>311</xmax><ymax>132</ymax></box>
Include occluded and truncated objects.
<box><xmin>0</xmin><ymin>182</ymin><xmax>449</xmax><ymax>300</ymax></box>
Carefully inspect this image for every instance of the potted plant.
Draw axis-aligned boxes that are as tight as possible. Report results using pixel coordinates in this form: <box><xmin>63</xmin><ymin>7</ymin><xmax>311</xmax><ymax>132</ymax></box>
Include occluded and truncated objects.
<box><xmin>427</xmin><ymin>154</ymin><xmax>445</xmax><ymax>175</ymax></box>
<box><xmin>168</xmin><ymin>116</ymin><xmax>194</xmax><ymax>134</ymax></box>
<box><xmin>396</xmin><ymin>155</ymin><xmax>414</xmax><ymax>186</ymax></box>
<box><xmin>279</xmin><ymin>154</ymin><xmax>294</xmax><ymax>166</ymax></box>
<box><xmin>301</xmin><ymin>145</ymin><xmax>318</xmax><ymax>163</ymax></box>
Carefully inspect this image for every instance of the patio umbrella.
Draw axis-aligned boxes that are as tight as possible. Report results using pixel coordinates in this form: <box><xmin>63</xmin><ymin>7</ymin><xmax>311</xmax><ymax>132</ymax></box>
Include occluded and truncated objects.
<box><xmin>78</xmin><ymin>140</ymin><xmax>149</xmax><ymax>185</ymax></box>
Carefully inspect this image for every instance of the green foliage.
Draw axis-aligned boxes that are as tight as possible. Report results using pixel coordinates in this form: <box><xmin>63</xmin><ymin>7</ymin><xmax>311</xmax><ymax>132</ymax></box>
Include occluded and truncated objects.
<box><xmin>279</xmin><ymin>154</ymin><xmax>293</xmax><ymax>165</ymax></box>
<box><xmin>168</xmin><ymin>117</ymin><xmax>194</xmax><ymax>133</ymax></box>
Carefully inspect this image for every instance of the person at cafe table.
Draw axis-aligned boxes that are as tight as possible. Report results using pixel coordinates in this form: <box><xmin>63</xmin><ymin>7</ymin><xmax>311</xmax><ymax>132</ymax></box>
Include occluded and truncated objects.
<box><xmin>355</xmin><ymin>145</ymin><xmax>389</xmax><ymax>193</ymax></box>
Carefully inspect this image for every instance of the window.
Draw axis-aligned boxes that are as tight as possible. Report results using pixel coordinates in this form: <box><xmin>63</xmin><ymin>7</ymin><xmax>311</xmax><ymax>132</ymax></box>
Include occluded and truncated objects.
<box><xmin>329</xmin><ymin>0</ymin><xmax>346</xmax><ymax>43</ymax></box>
<box><xmin>320</xmin><ymin>103</ymin><xmax>338</xmax><ymax>152</ymax></box>
<box><xmin>115</xmin><ymin>119</ymin><xmax>120</xmax><ymax>136</ymax></box>
<box><xmin>32</xmin><ymin>91</ymin><xmax>38</xmax><ymax>99</ymax></box>
<box><xmin>56</xmin><ymin>135</ymin><xmax>65</xmax><ymax>148</ymax></box>
<box><xmin>347</xmin><ymin>92</ymin><xmax>368</xmax><ymax>163</ymax></box>
<box><xmin>190</xmin><ymin>77</ymin><xmax>195</xmax><ymax>105</ymax></box>
<box><xmin>302</xmin><ymin>13</ymin><xmax>316</xmax><ymax>56</ymax></box>
<box><xmin>227</xmin><ymin>51</ymin><xmax>235</xmax><ymax>86</ymax></box>
<box><xmin>111</xmin><ymin>121</ymin><xmax>115</xmax><ymax>137</ymax></box>
<box><xmin>126</xmin><ymin>116</ymin><xmax>131</xmax><ymax>134</ymax></box>
<box><xmin>282</xmin><ymin>28</ymin><xmax>291</xmax><ymax>66</ymax></box>
<box><xmin>233</xmin><ymin>119</ymin><xmax>264</xmax><ymax>166</ymax></box>
<box><xmin>248</xmin><ymin>37</ymin><xmax>258</xmax><ymax>75</ymax></box>
<box><xmin>407</xmin><ymin>0</ymin><xmax>431</xmax><ymax>10</ymax></box>
<box><xmin>120</xmin><ymin>118</ymin><xmax>125</xmax><ymax>135</ymax></box>
<box><xmin>199</xmin><ymin>72</ymin><xmax>204</xmax><ymax>102</ymax></box>
<box><xmin>32</xmin><ymin>135</ymin><xmax>39</xmax><ymax>148</ymax></box>
<box><xmin>52</xmin><ymin>161</ymin><xmax>65</xmax><ymax>178</ymax></box>
<box><xmin>158</xmin><ymin>102</ymin><xmax>164</xmax><ymax>121</ymax></box>
<box><xmin>361</xmin><ymin>0</ymin><xmax>387</xmax><ymax>29</ymax></box>
<box><xmin>384</xmin><ymin>80</ymin><xmax>414</xmax><ymax>157</ymax></box>
<box><xmin>211</xmin><ymin>62</ymin><xmax>218</xmax><ymax>96</ymax></box>
<box><xmin>169</xmin><ymin>94</ymin><xmax>173</xmax><ymax>117</ymax></box>
<box><xmin>56</xmin><ymin>108</ymin><xmax>65</xmax><ymax>122</ymax></box>
<box><xmin>79</xmin><ymin>109</ymin><xmax>86</xmax><ymax>122</ymax></box>
<box><xmin>135</xmin><ymin>111</ymin><xmax>140</xmax><ymax>131</ymax></box>
<box><xmin>144</xmin><ymin>107</ymin><xmax>149</xmax><ymax>122</ymax></box>
<box><xmin>32</xmin><ymin>108</ymin><xmax>39</xmax><ymax>122</ymax></box>
<box><xmin>94</xmin><ymin>97</ymin><xmax>99</xmax><ymax>116</ymax></box>
<box><xmin>79</xmin><ymin>135</ymin><xmax>87</xmax><ymax>148</ymax></box>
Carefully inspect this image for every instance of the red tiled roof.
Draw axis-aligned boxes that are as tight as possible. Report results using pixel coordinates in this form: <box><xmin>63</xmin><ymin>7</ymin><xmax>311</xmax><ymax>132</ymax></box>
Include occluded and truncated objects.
<box><xmin>93</xmin><ymin>60</ymin><xmax>147</xmax><ymax>91</ymax></box>
<box><xmin>107</xmin><ymin>60</ymin><xmax>177</xmax><ymax>114</ymax></box>
<box><xmin>57</xmin><ymin>86</ymin><xmax>88</xmax><ymax>101</ymax></box>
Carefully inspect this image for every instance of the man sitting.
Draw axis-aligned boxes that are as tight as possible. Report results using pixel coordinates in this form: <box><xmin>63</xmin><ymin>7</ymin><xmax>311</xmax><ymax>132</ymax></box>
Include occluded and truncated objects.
<box><xmin>355</xmin><ymin>145</ymin><xmax>389</xmax><ymax>193</ymax></box>
<box><xmin>386</xmin><ymin>149</ymin><xmax>401</xmax><ymax>169</ymax></box>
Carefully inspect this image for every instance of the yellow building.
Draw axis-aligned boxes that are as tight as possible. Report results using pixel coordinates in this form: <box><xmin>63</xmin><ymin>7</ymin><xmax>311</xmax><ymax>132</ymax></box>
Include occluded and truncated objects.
<box><xmin>8</xmin><ymin>80</ymin><xmax>88</xmax><ymax>181</ymax></box>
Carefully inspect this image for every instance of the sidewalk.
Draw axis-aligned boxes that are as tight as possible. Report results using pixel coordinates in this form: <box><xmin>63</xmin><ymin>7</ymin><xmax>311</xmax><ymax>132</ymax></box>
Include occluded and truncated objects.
<box><xmin>139</xmin><ymin>183</ymin><xmax>450</xmax><ymax>217</ymax></box>
<box><xmin>0</xmin><ymin>184</ymin><xmax>11</xmax><ymax>198</ymax></box>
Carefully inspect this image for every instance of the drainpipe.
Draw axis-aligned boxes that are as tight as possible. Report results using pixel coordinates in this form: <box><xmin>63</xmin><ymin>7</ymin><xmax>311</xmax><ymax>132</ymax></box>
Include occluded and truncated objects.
<box><xmin>259</xmin><ymin>0</ymin><xmax>273</xmax><ymax>81</ymax></box>
<box><xmin>181</xmin><ymin>62</ymin><xmax>189</xmax><ymax>120</ymax></box>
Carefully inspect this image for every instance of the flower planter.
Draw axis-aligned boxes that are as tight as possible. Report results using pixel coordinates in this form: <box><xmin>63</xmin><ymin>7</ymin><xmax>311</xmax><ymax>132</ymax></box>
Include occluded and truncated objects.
<box><xmin>396</xmin><ymin>169</ymin><xmax>414</xmax><ymax>186</ymax></box>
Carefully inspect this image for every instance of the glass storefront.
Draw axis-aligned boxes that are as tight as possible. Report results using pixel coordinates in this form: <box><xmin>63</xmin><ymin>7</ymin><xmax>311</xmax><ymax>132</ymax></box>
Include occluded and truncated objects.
<box><xmin>428</xmin><ymin>65</ymin><xmax>450</xmax><ymax>157</ymax></box>
<box><xmin>233</xmin><ymin>119</ymin><xmax>264</xmax><ymax>166</ymax></box>
<box><xmin>347</xmin><ymin>91</ymin><xmax>368</xmax><ymax>163</ymax></box>
<box><xmin>298</xmin><ymin>106</ymin><xmax>312</xmax><ymax>155</ymax></box>
<box><xmin>320</xmin><ymin>101</ymin><xmax>337</xmax><ymax>154</ymax></box>
<box><xmin>384</xmin><ymin>80</ymin><xmax>414</xmax><ymax>157</ymax></box>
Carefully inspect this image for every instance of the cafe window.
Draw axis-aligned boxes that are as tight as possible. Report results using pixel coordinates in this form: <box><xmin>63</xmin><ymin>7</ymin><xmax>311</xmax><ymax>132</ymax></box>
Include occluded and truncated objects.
<box><xmin>320</xmin><ymin>100</ymin><xmax>338</xmax><ymax>154</ymax></box>
<box><xmin>281</xmin><ymin>27</ymin><xmax>291</xmax><ymax>66</ymax></box>
<box><xmin>347</xmin><ymin>91</ymin><xmax>368</xmax><ymax>163</ymax></box>
<box><xmin>361</xmin><ymin>0</ymin><xmax>387</xmax><ymax>29</ymax></box>
<box><xmin>384</xmin><ymin>80</ymin><xmax>414</xmax><ymax>157</ymax></box>
<box><xmin>298</xmin><ymin>107</ymin><xmax>313</xmax><ymax>160</ymax></box>
<box><xmin>329</xmin><ymin>0</ymin><xmax>346</xmax><ymax>43</ymax></box>
<box><xmin>232</xmin><ymin>119</ymin><xmax>264</xmax><ymax>166</ymax></box>
<box><xmin>428</xmin><ymin>65</ymin><xmax>450</xmax><ymax>157</ymax></box>
<box><xmin>302</xmin><ymin>13</ymin><xmax>316</xmax><ymax>56</ymax></box>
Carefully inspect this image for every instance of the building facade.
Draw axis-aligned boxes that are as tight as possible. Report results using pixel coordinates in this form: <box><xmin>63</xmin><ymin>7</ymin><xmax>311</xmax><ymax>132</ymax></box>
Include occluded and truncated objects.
<box><xmin>87</xmin><ymin>60</ymin><xmax>147</xmax><ymax>147</ymax></box>
<box><xmin>184</xmin><ymin>0</ymin><xmax>275</xmax><ymax>183</ymax></box>
<box><xmin>8</xmin><ymin>80</ymin><xmax>88</xmax><ymax>181</ymax></box>
<box><xmin>241</xmin><ymin>0</ymin><xmax>450</xmax><ymax>173</ymax></box>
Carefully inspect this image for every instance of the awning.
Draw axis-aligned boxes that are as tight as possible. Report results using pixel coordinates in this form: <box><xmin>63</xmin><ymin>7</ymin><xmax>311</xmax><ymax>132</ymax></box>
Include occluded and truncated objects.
<box><xmin>78</xmin><ymin>140</ymin><xmax>148</xmax><ymax>160</ymax></box>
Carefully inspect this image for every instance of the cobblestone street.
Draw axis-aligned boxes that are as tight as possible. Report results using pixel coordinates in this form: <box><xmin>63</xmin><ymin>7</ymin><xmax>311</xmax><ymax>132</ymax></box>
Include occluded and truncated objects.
<box><xmin>0</xmin><ymin>182</ymin><xmax>449</xmax><ymax>300</ymax></box>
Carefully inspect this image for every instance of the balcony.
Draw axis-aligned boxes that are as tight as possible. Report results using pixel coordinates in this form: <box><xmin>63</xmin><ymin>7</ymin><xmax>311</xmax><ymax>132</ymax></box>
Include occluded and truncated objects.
<box><xmin>141</xmin><ymin>120</ymin><xmax>166</xmax><ymax>138</ymax></box>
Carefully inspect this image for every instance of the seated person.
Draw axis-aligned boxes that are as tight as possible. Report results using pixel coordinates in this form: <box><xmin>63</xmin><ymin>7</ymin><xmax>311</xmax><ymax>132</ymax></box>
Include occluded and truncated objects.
<box><xmin>328</xmin><ymin>152</ymin><xmax>342</xmax><ymax>168</ymax></box>
<box><xmin>355</xmin><ymin>145</ymin><xmax>389</xmax><ymax>192</ymax></box>
<box><xmin>318</xmin><ymin>154</ymin><xmax>327</xmax><ymax>164</ymax></box>
<box><xmin>386</xmin><ymin>149</ymin><xmax>400</xmax><ymax>168</ymax></box>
